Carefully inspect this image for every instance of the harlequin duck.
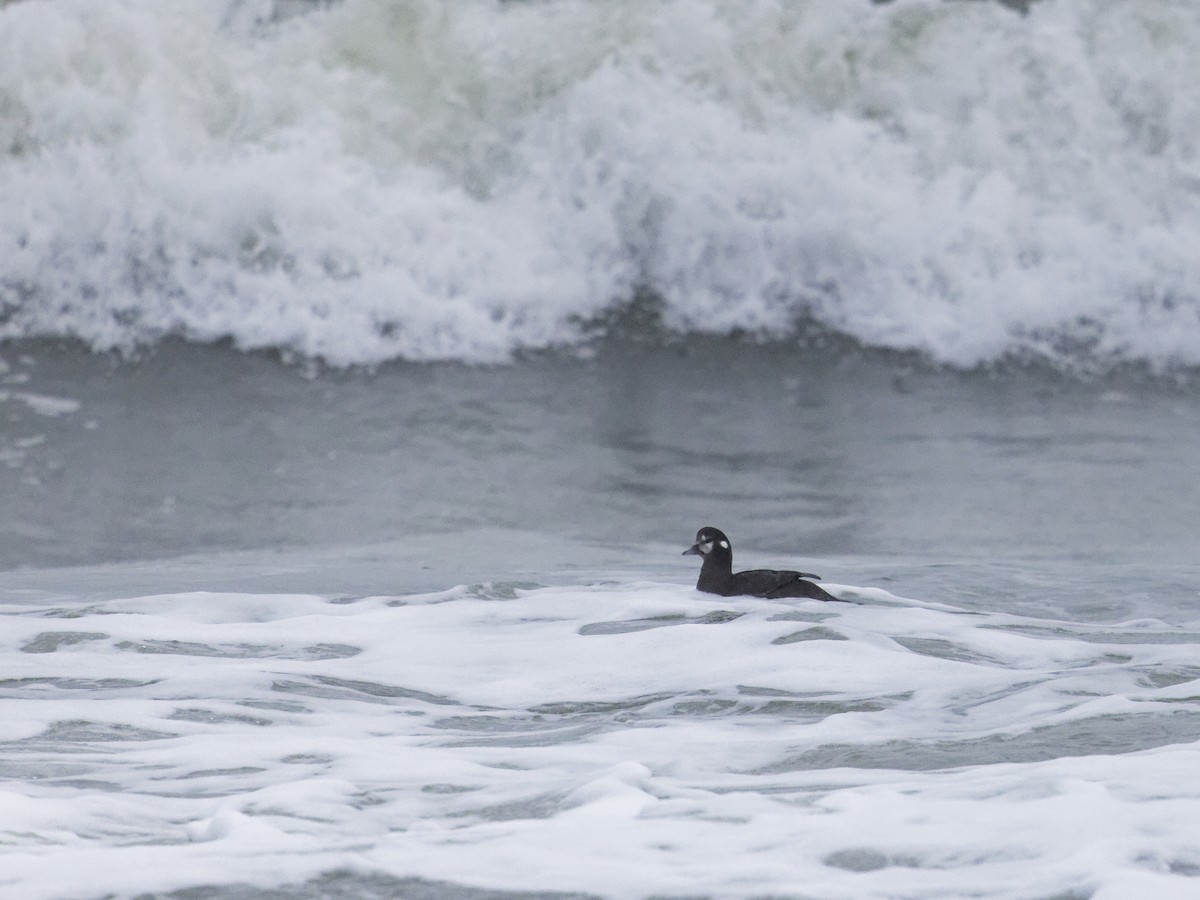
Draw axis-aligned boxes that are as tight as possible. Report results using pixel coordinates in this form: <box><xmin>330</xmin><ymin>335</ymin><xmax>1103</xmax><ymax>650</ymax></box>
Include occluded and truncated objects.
<box><xmin>683</xmin><ymin>526</ymin><xmax>840</xmax><ymax>601</ymax></box>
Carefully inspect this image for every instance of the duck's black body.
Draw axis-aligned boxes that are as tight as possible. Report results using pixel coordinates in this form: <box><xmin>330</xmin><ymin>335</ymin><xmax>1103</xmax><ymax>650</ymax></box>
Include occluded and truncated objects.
<box><xmin>683</xmin><ymin>526</ymin><xmax>839</xmax><ymax>601</ymax></box>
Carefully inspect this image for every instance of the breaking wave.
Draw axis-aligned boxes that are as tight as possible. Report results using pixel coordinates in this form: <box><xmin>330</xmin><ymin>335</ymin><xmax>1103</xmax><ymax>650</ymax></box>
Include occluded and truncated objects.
<box><xmin>1</xmin><ymin>0</ymin><xmax>1198</xmax><ymax>368</ymax></box>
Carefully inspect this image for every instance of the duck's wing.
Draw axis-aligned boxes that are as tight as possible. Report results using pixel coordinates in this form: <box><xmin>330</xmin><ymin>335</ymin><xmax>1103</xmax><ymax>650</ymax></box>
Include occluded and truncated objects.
<box><xmin>769</xmin><ymin>576</ymin><xmax>841</xmax><ymax>601</ymax></box>
<box><xmin>733</xmin><ymin>568</ymin><xmax>832</xmax><ymax>599</ymax></box>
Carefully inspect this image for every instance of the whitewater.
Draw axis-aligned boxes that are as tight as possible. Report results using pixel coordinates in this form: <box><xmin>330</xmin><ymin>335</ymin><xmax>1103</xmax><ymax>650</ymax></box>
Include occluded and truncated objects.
<box><xmin>5</xmin><ymin>580</ymin><xmax>1200</xmax><ymax>900</ymax></box>
<box><xmin>4</xmin><ymin>1</ymin><xmax>1200</xmax><ymax>898</ymax></box>
<box><xmin>1</xmin><ymin>0</ymin><xmax>1199</xmax><ymax>369</ymax></box>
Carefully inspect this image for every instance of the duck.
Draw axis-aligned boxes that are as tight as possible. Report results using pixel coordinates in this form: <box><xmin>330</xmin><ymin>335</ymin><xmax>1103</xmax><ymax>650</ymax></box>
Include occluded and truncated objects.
<box><xmin>683</xmin><ymin>526</ymin><xmax>840</xmax><ymax>601</ymax></box>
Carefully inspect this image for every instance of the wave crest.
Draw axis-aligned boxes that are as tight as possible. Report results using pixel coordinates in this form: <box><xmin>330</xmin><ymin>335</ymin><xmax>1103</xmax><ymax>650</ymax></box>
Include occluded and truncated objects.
<box><xmin>1</xmin><ymin>0</ymin><xmax>1198</xmax><ymax>368</ymax></box>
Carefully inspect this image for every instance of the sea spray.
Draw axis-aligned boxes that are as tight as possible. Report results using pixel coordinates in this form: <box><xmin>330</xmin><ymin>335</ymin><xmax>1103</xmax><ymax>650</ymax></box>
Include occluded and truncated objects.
<box><xmin>1</xmin><ymin>0</ymin><xmax>1198</xmax><ymax>368</ymax></box>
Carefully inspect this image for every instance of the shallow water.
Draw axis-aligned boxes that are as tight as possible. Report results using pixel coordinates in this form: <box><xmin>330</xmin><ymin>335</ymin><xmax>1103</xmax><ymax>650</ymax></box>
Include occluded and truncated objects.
<box><xmin>4</xmin><ymin>0</ymin><xmax>1200</xmax><ymax>895</ymax></box>
<box><xmin>3</xmin><ymin>338</ymin><xmax>1200</xmax><ymax>898</ymax></box>
<box><xmin>5</xmin><ymin>338</ymin><xmax>1199</xmax><ymax>600</ymax></box>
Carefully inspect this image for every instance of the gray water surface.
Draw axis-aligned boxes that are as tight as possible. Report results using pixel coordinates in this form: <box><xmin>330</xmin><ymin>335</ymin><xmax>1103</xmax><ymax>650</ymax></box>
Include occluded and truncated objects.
<box><xmin>2</xmin><ymin>338</ymin><xmax>1198</xmax><ymax>617</ymax></box>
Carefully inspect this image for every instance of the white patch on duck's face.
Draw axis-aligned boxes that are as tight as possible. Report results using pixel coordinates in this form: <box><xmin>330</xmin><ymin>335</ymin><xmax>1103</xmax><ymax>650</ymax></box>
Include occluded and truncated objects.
<box><xmin>697</xmin><ymin>540</ymin><xmax>714</xmax><ymax>555</ymax></box>
<box><xmin>718</xmin><ymin>540</ymin><xmax>729</xmax><ymax>550</ymax></box>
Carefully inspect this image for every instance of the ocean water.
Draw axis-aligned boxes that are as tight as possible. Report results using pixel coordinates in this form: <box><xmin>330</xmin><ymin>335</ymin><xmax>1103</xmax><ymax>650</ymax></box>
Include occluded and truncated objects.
<box><xmin>2</xmin><ymin>0</ymin><xmax>1199</xmax><ymax>369</ymax></box>
<box><xmin>4</xmin><ymin>1</ymin><xmax>1200</xmax><ymax>898</ymax></box>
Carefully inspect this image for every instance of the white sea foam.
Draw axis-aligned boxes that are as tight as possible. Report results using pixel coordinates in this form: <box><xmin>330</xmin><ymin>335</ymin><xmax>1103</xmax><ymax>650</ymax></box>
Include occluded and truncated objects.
<box><xmin>2</xmin><ymin>0</ymin><xmax>1199</xmax><ymax>368</ymax></box>
<box><xmin>3</xmin><ymin>582</ymin><xmax>1200</xmax><ymax>897</ymax></box>
<box><xmin>1</xmin><ymin>390</ymin><xmax>81</xmax><ymax>416</ymax></box>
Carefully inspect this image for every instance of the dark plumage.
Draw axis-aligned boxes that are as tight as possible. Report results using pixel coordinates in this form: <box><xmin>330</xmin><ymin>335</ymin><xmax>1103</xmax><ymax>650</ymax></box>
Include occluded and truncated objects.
<box><xmin>682</xmin><ymin>526</ymin><xmax>840</xmax><ymax>601</ymax></box>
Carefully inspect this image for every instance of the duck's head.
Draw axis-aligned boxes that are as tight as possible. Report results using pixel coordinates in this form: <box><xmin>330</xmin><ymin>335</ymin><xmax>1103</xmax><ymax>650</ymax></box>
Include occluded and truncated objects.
<box><xmin>683</xmin><ymin>526</ymin><xmax>731</xmax><ymax>558</ymax></box>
